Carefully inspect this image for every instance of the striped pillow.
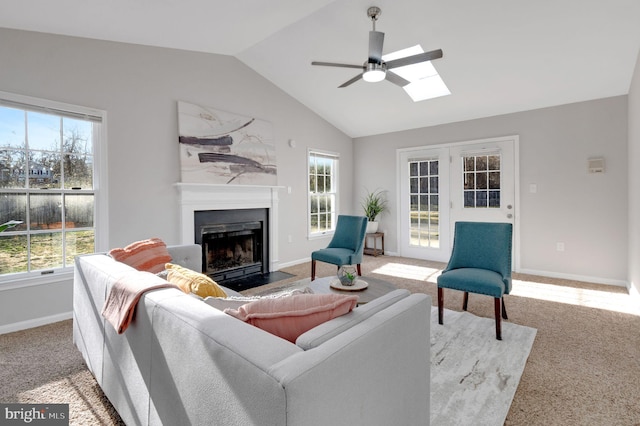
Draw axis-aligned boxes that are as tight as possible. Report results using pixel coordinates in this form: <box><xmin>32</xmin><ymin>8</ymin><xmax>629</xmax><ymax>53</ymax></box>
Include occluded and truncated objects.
<box><xmin>108</xmin><ymin>238</ymin><xmax>172</xmax><ymax>273</ymax></box>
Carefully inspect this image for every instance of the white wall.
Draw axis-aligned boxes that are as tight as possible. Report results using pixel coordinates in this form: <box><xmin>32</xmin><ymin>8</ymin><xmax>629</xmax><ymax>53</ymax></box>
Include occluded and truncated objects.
<box><xmin>354</xmin><ymin>96</ymin><xmax>628</xmax><ymax>285</ymax></box>
<box><xmin>0</xmin><ymin>28</ymin><xmax>354</xmax><ymax>330</ymax></box>
<box><xmin>628</xmin><ymin>49</ymin><xmax>640</xmax><ymax>298</ymax></box>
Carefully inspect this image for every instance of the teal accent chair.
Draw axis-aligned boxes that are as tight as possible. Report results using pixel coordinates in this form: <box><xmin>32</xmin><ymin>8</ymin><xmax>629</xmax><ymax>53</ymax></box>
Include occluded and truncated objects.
<box><xmin>311</xmin><ymin>215</ymin><xmax>368</xmax><ymax>281</ymax></box>
<box><xmin>437</xmin><ymin>221</ymin><xmax>513</xmax><ymax>340</ymax></box>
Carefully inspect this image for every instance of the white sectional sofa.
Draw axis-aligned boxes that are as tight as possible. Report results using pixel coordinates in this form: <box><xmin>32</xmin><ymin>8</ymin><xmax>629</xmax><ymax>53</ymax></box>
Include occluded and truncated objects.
<box><xmin>73</xmin><ymin>244</ymin><xmax>431</xmax><ymax>426</ymax></box>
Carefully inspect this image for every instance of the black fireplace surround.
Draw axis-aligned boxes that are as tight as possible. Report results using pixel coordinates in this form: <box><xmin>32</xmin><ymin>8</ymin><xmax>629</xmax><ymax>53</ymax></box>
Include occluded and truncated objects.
<box><xmin>194</xmin><ymin>208</ymin><xmax>269</xmax><ymax>290</ymax></box>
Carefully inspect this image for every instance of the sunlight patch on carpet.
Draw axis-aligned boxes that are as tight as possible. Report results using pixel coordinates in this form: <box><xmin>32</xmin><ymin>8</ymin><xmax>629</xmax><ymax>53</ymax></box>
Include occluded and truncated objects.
<box><xmin>372</xmin><ymin>263</ymin><xmax>441</xmax><ymax>282</ymax></box>
<box><xmin>510</xmin><ymin>280</ymin><xmax>640</xmax><ymax>316</ymax></box>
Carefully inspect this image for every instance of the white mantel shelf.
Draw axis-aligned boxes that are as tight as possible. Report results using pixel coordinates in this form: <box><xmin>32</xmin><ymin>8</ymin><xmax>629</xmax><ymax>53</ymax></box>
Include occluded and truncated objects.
<box><xmin>175</xmin><ymin>182</ymin><xmax>282</xmax><ymax>271</ymax></box>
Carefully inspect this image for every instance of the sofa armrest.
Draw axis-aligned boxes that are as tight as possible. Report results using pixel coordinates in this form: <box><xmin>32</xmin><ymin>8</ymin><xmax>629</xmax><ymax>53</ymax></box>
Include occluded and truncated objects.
<box><xmin>295</xmin><ymin>289</ymin><xmax>411</xmax><ymax>349</ymax></box>
<box><xmin>268</xmin><ymin>293</ymin><xmax>431</xmax><ymax>426</ymax></box>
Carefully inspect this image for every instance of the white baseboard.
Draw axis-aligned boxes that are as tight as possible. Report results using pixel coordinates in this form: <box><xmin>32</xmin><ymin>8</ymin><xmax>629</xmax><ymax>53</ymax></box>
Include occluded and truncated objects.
<box><xmin>516</xmin><ymin>268</ymin><xmax>627</xmax><ymax>288</ymax></box>
<box><xmin>0</xmin><ymin>311</ymin><xmax>72</xmax><ymax>335</ymax></box>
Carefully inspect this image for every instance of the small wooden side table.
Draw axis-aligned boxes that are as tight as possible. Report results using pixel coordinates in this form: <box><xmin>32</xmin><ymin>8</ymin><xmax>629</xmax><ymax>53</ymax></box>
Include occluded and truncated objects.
<box><xmin>364</xmin><ymin>232</ymin><xmax>384</xmax><ymax>256</ymax></box>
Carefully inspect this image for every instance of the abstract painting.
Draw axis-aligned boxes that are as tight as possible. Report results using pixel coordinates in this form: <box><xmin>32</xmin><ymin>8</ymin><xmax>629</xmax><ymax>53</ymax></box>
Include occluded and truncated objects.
<box><xmin>177</xmin><ymin>101</ymin><xmax>277</xmax><ymax>185</ymax></box>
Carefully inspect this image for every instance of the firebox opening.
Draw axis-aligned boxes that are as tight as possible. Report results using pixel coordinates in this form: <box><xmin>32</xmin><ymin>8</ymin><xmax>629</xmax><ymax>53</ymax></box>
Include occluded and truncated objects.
<box><xmin>194</xmin><ymin>208</ymin><xmax>270</xmax><ymax>289</ymax></box>
<box><xmin>202</xmin><ymin>221</ymin><xmax>263</xmax><ymax>282</ymax></box>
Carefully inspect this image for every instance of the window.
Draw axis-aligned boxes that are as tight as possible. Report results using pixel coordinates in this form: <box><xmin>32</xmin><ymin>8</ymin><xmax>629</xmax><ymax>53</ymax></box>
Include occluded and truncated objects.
<box><xmin>308</xmin><ymin>150</ymin><xmax>338</xmax><ymax>236</ymax></box>
<box><xmin>0</xmin><ymin>92</ymin><xmax>105</xmax><ymax>280</ymax></box>
<box><xmin>463</xmin><ymin>154</ymin><xmax>501</xmax><ymax>208</ymax></box>
<box><xmin>409</xmin><ymin>158</ymin><xmax>439</xmax><ymax>248</ymax></box>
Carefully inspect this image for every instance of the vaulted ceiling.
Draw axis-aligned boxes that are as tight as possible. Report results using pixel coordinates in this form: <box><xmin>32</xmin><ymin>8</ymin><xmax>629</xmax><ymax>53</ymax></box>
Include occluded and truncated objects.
<box><xmin>3</xmin><ymin>0</ymin><xmax>640</xmax><ymax>137</ymax></box>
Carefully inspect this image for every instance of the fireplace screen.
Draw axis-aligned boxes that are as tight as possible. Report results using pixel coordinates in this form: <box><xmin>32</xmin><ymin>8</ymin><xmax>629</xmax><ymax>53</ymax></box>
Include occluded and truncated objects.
<box><xmin>201</xmin><ymin>221</ymin><xmax>263</xmax><ymax>281</ymax></box>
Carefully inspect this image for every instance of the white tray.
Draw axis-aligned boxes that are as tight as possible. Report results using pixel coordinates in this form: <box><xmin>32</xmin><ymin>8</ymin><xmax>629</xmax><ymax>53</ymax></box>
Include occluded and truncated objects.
<box><xmin>330</xmin><ymin>279</ymin><xmax>369</xmax><ymax>291</ymax></box>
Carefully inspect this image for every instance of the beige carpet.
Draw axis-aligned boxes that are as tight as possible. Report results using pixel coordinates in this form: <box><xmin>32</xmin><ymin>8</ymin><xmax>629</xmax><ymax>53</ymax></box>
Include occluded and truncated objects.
<box><xmin>1</xmin><ymin>255</ymin><xmax>639</xmax><ymax>425</ymax></box>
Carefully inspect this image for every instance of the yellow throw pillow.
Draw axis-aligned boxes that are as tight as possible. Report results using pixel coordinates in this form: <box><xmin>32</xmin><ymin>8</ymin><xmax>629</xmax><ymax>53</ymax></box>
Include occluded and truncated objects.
<box><xmin>165</xmin><ymin>263</ymin><xmax>227</xmax><ymax>298</ymax></box>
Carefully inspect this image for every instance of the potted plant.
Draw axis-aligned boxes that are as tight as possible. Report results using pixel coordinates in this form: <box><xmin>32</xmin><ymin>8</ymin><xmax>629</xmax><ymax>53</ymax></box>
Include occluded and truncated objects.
<box><xmin>361</xmin><ymin>189</ymin><xmax>387</xmax><ymax>233</ymax></box>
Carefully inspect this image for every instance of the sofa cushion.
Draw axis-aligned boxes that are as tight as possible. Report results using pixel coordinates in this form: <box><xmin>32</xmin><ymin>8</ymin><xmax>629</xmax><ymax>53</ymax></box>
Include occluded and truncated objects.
<box><xmin>224</xmin><ymin>294</ymin><xmax>358</xmax><ymax>343</ymax></box>
<box><xmin>165</xmin><ymin>263</ymin><xmax>227</xmax><ymax>298</ymax></box>
<box><xmin>295</xmin><ymin>289</ymin><xmax>411</xmax><ymax>350</ymax></box>
<box><xmin>108</xmin><ymin>238</ymin><xmax>172</xmax><ymax>274</ymax></box>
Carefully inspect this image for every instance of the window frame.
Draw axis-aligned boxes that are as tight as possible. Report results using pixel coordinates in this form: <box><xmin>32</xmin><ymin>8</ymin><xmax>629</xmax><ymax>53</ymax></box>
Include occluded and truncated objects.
<box><xmin>0</xmin><ymin>91</ymin><xmax>108</xmax><ymax>287</ymax></box>
<box><xmin>307</xmin><ymin>149</ymin><xmax>339</xmax><ymax>239</ymax></box>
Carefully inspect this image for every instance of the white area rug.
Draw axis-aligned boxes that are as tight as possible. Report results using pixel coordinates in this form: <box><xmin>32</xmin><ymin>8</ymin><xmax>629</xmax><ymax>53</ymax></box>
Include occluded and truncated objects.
<box><xmin>431</xmin><ymin>307</ymin><xmax>537</xmax><ymax>426</ymax></box>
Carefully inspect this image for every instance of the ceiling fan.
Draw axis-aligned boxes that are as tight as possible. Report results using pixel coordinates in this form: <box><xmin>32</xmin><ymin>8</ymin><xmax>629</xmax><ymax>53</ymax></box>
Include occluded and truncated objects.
<box><xmin>311</xmin><ymin>6</ymin><xmax>443</xmax><ymax>88</ymax></box>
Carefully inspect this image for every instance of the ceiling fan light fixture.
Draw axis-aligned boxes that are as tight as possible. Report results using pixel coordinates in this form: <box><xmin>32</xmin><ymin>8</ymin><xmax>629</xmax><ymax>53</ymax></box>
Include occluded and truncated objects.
<box><xmin>363</xmin><ymin>62</ymin><xmax>386</xmax><ymax>83</ymax></box>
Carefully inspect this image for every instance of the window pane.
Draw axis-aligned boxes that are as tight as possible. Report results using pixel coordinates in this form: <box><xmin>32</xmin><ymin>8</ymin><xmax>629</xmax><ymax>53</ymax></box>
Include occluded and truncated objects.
<box><xmin>420</xmin><ymin>195</ymin><xmax>429</xmax><ymax>211</ymax></box>
<box><xmin>488</xmin><ymin>155</ymin><xmax>500</xmax><ymax>171</ymax></box>
<box><xmin>309</xmin><ymin>175</ymin><xmax>316</xmax><ymax>192</ymax></box>
<box><xmin>0</xmin><ymin>149</ymin><xmax>26</xmax><ymax>188</ymax></box>
<box><xmin>64</xmin><ymin>154</ymin><xmax>93</xmax><ymax>189</ymax></box>
<box><xmin>65</xmin><ymin>230</ymin><xmax>95</xmax><ymax>265</ymax></box>
<box><xmin>464</xmin><ymin>173</ymin><xmax>474</xmax><ymax>190</ymax></box>
<box><xmin>0</xmin><ymin>193</ymin><xmax>27</xmax><ymax>231</ymax></box>
<box><xmin>29</xmin><ymin>193</ymin><xmax>62</xmax><ymax>230</ymax></box>
<box><xmin>30</xmin><ymin>232</ymin><xmax>63</xmax><ymax>270</ymax></box>
<box><xmin>419</xmin><ymin>161</ymin><xmax>429</xmax><ymax>176</ymax></box>
<box><xmin>429</xmin><ymin>177</ymin><xmax>438</xmax><ymax>194</ymax></box>
<box><xmin>310</xmin><ymin>196</ymin><xmax>318</xmax><ymax>214</ymax></box>
<box><xmin>63</xmin><ymin>118</ymin><xmax>93</xmax><ymax>155</ymax></box>
<box><xmin>409</xmin><ymin>162</ymin><xmax>418</xmax><ymax>177</ymax></box>
<box><xmin>419</xmin><ymin>177</ymin><xmax>428</xmax><ymax>193</ymax></box>
<box><xmin>489</xmin><ymin>191</ymin><xmax>500</xmax><ymax>207</ymax></box>
<box><xmin>476</xmin><ymin>156</ymin><xmax>488</xmax><ymax>171</ymax></box>
<box><xmin>317</xmin><ymin>175</ymin><xmax>325</xmax><ymax>193</ymax></box>
<box><xmin>430</xmin><ymin>194</ymin><xmax>439</xmax><ymax>212</ymax></box>
<box><xmin>410</xmin><ymin>194</ymin><xmax>418</xmax><ymax>211</ymax></box>
<box><xmin>410</xmin><ymin>177</ymin><xmax>418</xmax><ymax>193</ymax></box>
<box><xmin>430</xmin><ymin>161</ymin><xmax>439</xmax><ymax>175</ymax></box>
<box><xmin>489</xmin><ymin>171</ymin><xmax>500</xmax><ymax>189</ymax></box>
<box><xmin>65</xmin><ymin>194</ymin><xmax>94</xmax><ymax>228</ymax></box>
<box><xmin>476</xmin><ymin>172</ymin><xmax>487</xmax><ymax>189</ymax></box>
<box><xmin>0</xmin><ymin>234</ymin><xmax>28</xmax><ymax>274</ymax></box>
<box><xmin>476</xmin><ymin>191</ymin><xmax>488</xmax><ymax>207</ymax></box>
<box><xmin>30</xmin><ymin>151</ymin><xmax>60</xmax><ymax>189</ymax></box>
<box><xmin>464</xmin><ymin>191</ymin><xmax>474</xmax><ymax>207</ymax></box>
<box><xmin>464</xmin><ymin>157</ymin><xmax>475</xmax><ymax>171</ymax></box>
<box><xmin>27</xmin><ymin>112</ymin><xmax>60</xmax><ymax>151</ymax></box>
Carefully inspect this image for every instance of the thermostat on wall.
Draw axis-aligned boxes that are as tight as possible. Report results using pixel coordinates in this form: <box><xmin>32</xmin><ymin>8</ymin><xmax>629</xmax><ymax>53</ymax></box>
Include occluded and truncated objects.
<box><xmin>588</xmin><ymin>157</ymin><xmax>605</xmax><ymax>174</ymax></box>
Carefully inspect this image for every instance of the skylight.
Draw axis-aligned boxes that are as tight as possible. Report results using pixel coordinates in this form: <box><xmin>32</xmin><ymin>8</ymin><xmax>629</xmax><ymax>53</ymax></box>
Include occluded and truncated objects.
<box><xmin>383</xmin><ymin>45</ymin><xmax>451</xmax><ymax>102</ymax></box>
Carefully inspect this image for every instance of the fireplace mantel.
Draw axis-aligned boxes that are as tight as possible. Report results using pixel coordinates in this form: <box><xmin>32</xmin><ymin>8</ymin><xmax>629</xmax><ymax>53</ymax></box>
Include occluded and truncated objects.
<box><xmin>176</xmin><ymin>183</ymin><xmax>283</xmax><ymax>271</ymax></box>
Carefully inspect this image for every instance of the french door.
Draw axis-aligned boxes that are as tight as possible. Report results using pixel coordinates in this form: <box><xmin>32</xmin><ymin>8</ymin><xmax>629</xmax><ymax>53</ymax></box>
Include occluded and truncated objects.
<box><xmin>398</xmin><ymin>136</ymin><xmax>518</xmax><ymax>265</ymax></box>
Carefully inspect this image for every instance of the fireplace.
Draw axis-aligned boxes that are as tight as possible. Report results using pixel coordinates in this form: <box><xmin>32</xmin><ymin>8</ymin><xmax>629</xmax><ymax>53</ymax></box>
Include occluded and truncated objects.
<box><xmin>177</xmin><ymin>183</ymin><xmax>283</xmax><ymax>291</ymax></box>
<box><xmin>194</xmin><ymin>208</ymin><xmax>269</xmax><ymax>285</ymax></box>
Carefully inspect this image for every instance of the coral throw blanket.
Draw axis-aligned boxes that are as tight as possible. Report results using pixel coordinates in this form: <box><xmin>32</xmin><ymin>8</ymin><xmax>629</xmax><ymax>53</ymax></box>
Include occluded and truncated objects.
<box><xmin>102</xmin><ymin>271</ymin><xmax>178</xmax><ymax>334</ymax></box>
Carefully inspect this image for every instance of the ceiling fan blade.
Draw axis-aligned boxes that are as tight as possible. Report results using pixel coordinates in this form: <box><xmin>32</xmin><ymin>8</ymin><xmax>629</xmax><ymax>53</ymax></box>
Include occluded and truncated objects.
<box><xmin>386</xmin><ymin>49</ymin><xmax>444</xmax><ymax>70</ymax></box>
<box><xmin>368</xmin><ymin>31</ymin><xmax>385</xmax><ymax>63</ymax></box>
<box><xmin>385</xmin><ymin>72</ymin><xmax>410</xmax><ymax>87</ymax></box>
<box><xmin>312</xmin><ymin>61</ymin><xmax>364</xmax><ymax>70</ymax></box>
<box><xmin>339</xmin><ymin>74</ymin><xmax>363</xmax><ymax>88</ymax></box>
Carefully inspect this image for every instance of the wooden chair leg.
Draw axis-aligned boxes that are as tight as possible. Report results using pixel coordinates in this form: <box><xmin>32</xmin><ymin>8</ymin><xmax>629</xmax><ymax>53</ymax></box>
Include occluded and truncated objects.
<box><xmin>438</xmin><ymin>287</ymin><xmax>444</xmax><ymax>325</ymax></box>
<box><xmin>494</xmin><ymin>297</ymin><xmax>502</xmax><ymax>340</ymax></box>
<box><xmin>311</xmin><ymin>260</ymin><xmax>316</xmax><ymax>281</ymax></box>
<box><xmin>356</xmin><ymin>263</ymin><xmax>362</xmax><ymax>276</ymax></box>
<box><xmin>502</xmin><ymin>297</ymin><xmax>508</xmax><ymax>320</ymax></box>
<box><xmin>462</xmin><ymin>292</ymin><xmax>469</xmax><ymax>311</ymax></box>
